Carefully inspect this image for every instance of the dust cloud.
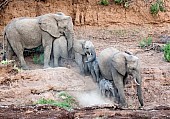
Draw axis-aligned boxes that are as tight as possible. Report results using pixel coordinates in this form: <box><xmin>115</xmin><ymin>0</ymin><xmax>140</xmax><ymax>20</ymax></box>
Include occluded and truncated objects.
<box><xmin>72</xmin><ymin>89</ymin><xmax>114</xmax><ymax>107</ymax></box>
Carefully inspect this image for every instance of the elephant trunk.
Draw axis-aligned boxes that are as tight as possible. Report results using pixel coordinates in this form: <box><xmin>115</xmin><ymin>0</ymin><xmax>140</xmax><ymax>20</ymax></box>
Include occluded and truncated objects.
<box><xmin>135</xmin><ymin>71</ymin><xmax>144</xmax><ymax>107</ymax></box>
<box><xmin>65</xmin><ymin>20</ymin><xmax>74</xmax><ymax>52</ymax></box>
<box><xmin>85</xmin><ymin>48</ymin><xmax>96</xmax><ymax>63</ymax></box>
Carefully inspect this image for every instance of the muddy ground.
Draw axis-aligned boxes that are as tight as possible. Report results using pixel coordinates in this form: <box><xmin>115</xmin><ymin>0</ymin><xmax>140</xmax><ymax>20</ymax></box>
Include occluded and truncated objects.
<box><xmin>0</xmin><ymin>25</ymin><xmax>170</xmax><ymax>118</ymax></box>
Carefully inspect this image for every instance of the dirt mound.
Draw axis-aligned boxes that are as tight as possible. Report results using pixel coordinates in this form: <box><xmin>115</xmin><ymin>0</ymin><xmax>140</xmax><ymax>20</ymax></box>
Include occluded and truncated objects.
<box><xmin>0</xmin><ymin>66</ymin><xmax>97</xmax><ymax>105</ymax></box>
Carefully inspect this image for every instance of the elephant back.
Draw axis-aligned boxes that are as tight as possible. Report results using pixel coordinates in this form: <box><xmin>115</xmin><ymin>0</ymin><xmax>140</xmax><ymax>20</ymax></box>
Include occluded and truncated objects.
<box><xmin>98</xmin><ymin>47</ymin><xmax>119</xmax><ymax>80</ymax></box>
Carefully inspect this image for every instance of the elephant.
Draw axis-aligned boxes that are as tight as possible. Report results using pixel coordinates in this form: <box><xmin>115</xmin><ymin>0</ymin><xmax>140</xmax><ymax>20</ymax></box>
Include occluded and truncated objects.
<box><xmin>3</xmin><ymin>12</ymin><xmax>74</xmax><ymax>69</ymax></box>
<box><xmin>99</xmin><ymin>78</ymin><xmax>115</xmax><ymax>99</ymax></box>
<box><xmin>53</xmin><ymin>36</ymin><xmax>68</xmax><ymax>67</ymax></box>
<box><xmin>98</xmin><ymin>47</ymin><xmax>144</xmax><ymax>107</ymax></box>
<box><xmin>86</xmin><ymin>53</ymin><xmax>100</xmax><ymax>82</ymax></box>
<box><xmin>73</xmin><ymin>40</ymin><xmax>96</xmax><ymax>75</ymax></box>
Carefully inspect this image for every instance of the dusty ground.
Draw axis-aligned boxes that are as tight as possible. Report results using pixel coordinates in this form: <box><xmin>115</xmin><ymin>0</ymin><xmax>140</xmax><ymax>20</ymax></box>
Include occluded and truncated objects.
<box><xmin>0</xmin><ymin>25</ymin><xmax>170</xmax><ymax>118</ymax></box>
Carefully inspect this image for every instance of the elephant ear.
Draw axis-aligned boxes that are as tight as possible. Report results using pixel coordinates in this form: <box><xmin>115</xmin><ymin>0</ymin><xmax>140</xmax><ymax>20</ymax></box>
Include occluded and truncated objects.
<box><xmin>111</xmin><ymin>53</ymin><xmax>126</xmax><ymax>76</ymax></box>
<box><xmin>73</xmin><ymin>40</ymin><xmax>86</xmax><ymax>55</ymax></box>
<box><xmin>39</xmin><ymin>14</ymin><xmax>60</xmax><ymax>38</ymax></box>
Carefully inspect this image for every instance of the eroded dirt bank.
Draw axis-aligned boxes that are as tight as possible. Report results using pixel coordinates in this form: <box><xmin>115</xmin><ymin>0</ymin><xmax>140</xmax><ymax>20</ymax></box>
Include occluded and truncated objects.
<box><xmin>1</xmin><ymin>0</ymin><xmax>170</xmax><ymax>33</ymax></box>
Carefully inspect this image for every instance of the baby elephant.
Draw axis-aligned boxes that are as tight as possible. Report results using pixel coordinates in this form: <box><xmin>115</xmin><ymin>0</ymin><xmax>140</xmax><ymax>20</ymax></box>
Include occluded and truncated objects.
<box><xmin>86</xmin><ymin>53</ymin><xmax>100</xmax><ymax>82</ymax></box>
<box><xmin>99</xmin><ymin>79</ymin><xmax>115</xmax><ymax>99</ymax></box>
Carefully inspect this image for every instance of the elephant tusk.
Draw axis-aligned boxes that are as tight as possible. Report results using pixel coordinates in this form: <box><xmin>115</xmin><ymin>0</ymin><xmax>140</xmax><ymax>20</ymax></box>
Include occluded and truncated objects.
<box><xmin>133</xmin><ymin>78</ymin><xmax>140</xmax><ymax>85</ymax></box>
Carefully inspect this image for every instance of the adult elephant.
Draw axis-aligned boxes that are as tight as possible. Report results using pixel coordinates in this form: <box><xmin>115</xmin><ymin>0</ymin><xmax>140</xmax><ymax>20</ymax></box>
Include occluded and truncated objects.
<box><xmin>98</xmin><ymin>47</ymin><xmax>144</xmax><ymax>107</ymax></box>
<box><xmin>3</xmin><ymin>12</ymin><xmax>74</xmax><ymax>69</ymax></box>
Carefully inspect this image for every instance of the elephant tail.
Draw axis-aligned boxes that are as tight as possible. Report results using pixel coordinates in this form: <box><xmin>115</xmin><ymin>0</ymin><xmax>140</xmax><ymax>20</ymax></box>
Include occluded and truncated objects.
<box><xmin>2</xmin><ymin>30</ymin><xmax>7</xmax><ymax>60</ymax></box>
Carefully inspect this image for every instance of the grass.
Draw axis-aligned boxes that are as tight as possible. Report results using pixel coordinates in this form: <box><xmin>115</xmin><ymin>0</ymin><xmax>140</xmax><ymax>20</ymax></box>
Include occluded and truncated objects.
<box><xmin>36</xmin><ymin>92</ymin><xmax>77</xmax><ymax>110</ymax></box>
<box><xmin>99</xmin><ymin>0</ymin><xmax>109</xmax><ymax>6</ymax></box>
<box><xmin>139</xmin><ymin>37</ymin><xmax>152</xmax><ymax>48</ymax></box>
<box><xmin>163</xmin><ymin>43</ymin><xmax>170</xmax><ymax>62</ymax></box>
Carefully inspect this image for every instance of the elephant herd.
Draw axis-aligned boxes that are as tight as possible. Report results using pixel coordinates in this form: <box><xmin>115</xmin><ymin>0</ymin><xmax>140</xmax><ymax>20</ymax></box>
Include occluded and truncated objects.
<box><xmin>3</xmin><ymin>12</ymin><xmax>144</xmax><ymax>108</ymax></box>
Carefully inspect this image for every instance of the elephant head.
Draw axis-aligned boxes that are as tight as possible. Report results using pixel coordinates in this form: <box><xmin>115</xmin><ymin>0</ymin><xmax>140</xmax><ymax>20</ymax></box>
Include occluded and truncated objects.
<box><xmin>112</xmin><ymin>52</ymin><xmax>144</xmax><ymax>107</ymax></box>
<box><xmin>55</xmin><ymin>12</ymin><xmax>74</xmax><ymax>52</ymax></box>
<box><xmin>84</xmin><ymin>41</ymin><xmax>96</xmax><ymax>63</ymax></box>
<box><xmin>39</xmin><ymin>12</ymin><xmax>74</xmax><ymax>52</ymax></box>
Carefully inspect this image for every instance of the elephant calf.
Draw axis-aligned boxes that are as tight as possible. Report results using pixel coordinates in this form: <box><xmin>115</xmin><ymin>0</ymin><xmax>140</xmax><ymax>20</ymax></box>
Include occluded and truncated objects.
<box><xmin>99</xmin><ymin>79</ymin><xmax>115</xmax><ymax>99</ymax></box>
<box><xmin>73</xmin><ymin>40</ymin><xmax>96</xmax><ymax>75</ymax></box>
<box><xmin>86</xmin><ymin>53</ymin><xmax>100</xmax><ymax>82</ymax></box>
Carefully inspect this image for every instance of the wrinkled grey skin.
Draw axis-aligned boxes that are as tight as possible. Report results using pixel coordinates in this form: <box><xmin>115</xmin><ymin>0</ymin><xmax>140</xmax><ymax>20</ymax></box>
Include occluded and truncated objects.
<box><xmin>3</xmin><ymin>12</ymin><xmax>74</xmax><ymax>69</ymax></box>
<box><xmin>53</xmin><ymin>36</ymin><xmax>68</xmax><ymax>67</ymax></box>
<box><xmin>98</xmin><ymin>47</ymin><xmax>144</xmax><ymax>107</ymax></box>
<box><xmin>86</xmin><ymin>54</ymin><xmax>100</xmax><ymax>82</ymax></box>
<box><xmin>99</xmin><ymin>79</ymin><xmax>115</xmax><ymax>99</ymax></box>
<box><xmin>73</xmin><ymin>40</ymin><xmax>96</xmax><ymax>75</ymax></box>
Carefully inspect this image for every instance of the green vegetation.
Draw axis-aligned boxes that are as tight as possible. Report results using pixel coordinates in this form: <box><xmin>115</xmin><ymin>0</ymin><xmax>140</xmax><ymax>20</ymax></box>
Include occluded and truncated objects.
<box><xmin>33</xmin><ymin>53</ymin><xmax>44</xmax><ymax>64</ymax></box>
<box><xmin>99</xmin><ymin>0</ymin><xmax>109</xmax><ymax>6</ymax></box>
<box><xmin>163</xmin><ymin>43</ymin><xmax>170</xmax><ymax>62</ymax></box>
<box><xmin>0</xmin><ymin>60</ymin><xmax>22</xmax><ymax>72</ymax></box>
<box><xmin>150</xmin><ymin>0</ymin><xmax>165</xmax><ymax>15</ymax></box>
<box><xmin>0</xmin><ymin>60</ymin><xmax>15</xmax><ymax>65</ymax></box>
<box><xmin>114</xmin><ymin>0</ymin><xmax>130</xmax><ymax>8</ymax></box>
<box><xmin>36</xmin><ymin>92</ymin><xmax>77</xmax><ymax>110</ymax></box>
<box><xmin>139</xmin><ymin>37</ymin><xmax>152</xmax><ymax>48</ymax></box>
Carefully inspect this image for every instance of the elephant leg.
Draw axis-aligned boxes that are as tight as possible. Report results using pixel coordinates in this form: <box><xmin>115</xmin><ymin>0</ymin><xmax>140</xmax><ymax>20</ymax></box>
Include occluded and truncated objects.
<box><xmin>53</xmin><ymin>39</ymin><xmax>60</xmax><ymax>67</ymax></box>
<box><xmin>101</xmin><ymin>89</ymin><xmax>105</xmax><ymax>97</ymax></box>
<box><xmin>94</xmin><ymin>63</ymin><xmax>100</xmax><ymax>82</ymax></box>
<box><xmin>105</xmin><ymin>91</ymin><xmax>110</xmax><ymax>98</ymax></box>
<box><xmin>42</xmin><ymin>32</ymin><xmax>53</xmax><ymax>68</ymax></box>
<box><xmin>112</xmin><ymin>71</ymin><xmax>127</xmax><ymax>107</ymax></box>
<box><xmin>91</xmin><ymin>69</ymin><xmax>97</xmax><ymax>82</ymax></box>
<box><xmin>10</xmin><ymin>42</ymin><xmax>28</xmax><ymax>70</ymax></box>
<box><xmin>58</xmin><ymin>36</ymin><xmax>68</xmax><ymax>59</ymax></box>
<box><xmin>75</xmin><ymin>53</ymin><xmax>84</xmax><ymax>74</ymax></box>
<box><xmin>114</xmin><ymin>88</ymin><xmax>120</xmax><ymax>104</ymax></box>
<box><xmin>83</xmin><ymin>56</ymin><xmax>89</xmax><ymax>75</ymax></box>
<box><xmin>6</xmin><ymin>42</ymin><xmax>14</xmax><ymax>60</ymax></box>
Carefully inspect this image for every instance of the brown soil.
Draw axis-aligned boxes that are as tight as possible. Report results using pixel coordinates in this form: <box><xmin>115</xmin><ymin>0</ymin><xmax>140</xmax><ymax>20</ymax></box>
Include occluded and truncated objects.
<box><xmin>0</xmin><ymin>25</ymin><xmax>170</xmax><ymax>118</ymax></box>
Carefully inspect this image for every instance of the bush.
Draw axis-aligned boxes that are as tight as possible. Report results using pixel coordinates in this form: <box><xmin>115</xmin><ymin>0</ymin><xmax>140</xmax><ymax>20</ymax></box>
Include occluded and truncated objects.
<box><xmin>150</xmin><ymin>0</ymin><xmax>165</xmax><ymax>15</ymax></box>
<box><xmin>33</xmin><ymin>53</ymin><xmax>44</xmax><ymax>64</ymax></box>
<box><xmin>99</xmin><ymin>0</ymin><xmax>109</xmax><ymax>6</ymax></box>
<box><xmin>114</xmin><ymin>0</ymin><xmax>130</xmax><ymax>8</ymax></box>
<box><xmin>114</xmin><ymin>0</ymin><xmax>122</xmax><ymax>4</ymax></box>
<box><xmin>139</xmin><ymin>37</ymin><xmax>152</xmax><ymax>48</ymax></box>
<box><xmin>163</xmin><ymin>43</ymin><xmax>170</xmax><ymax>62</ymax></box>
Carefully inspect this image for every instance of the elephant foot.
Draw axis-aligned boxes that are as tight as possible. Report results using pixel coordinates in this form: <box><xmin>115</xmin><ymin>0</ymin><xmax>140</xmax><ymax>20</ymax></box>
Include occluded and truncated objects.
<box><xmin>22</xmin><ymin>65</ymin><xmax>30</xmax><ymax>70</ymax></box>
<box><xmin>138</xmin><ymin>105</ymin><xmax>144</xmax><ymax>110</ymax></box>
<box><xmin>118</xmin><ymin>103</ymin><xmax>128</xmax><ymax>109</ymax></box>
<box><xmin>43</xmin><ymin>65</ymin><xmax>51</xmax><ymax>69</ymax></box>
